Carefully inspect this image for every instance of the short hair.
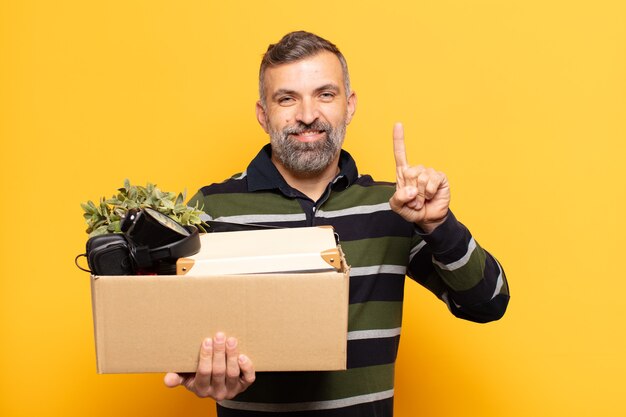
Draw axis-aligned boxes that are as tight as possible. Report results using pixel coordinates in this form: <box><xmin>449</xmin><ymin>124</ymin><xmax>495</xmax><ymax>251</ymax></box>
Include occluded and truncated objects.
<box><xmin>259</xmin><ymin>31</ymin><xmax>351</xmax><ymax>106</ymax></box>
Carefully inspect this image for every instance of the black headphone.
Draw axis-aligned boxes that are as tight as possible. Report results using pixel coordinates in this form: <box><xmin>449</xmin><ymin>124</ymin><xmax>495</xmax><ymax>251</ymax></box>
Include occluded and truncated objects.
<box><xmin>76</xmin><ymin>208</ymin><xmax>201</xmax><ymax>275</ymax></box>
<box><xmin>129</xmin><ymin>225</ymin><xmax>200</xmax><ymax>270</ymax></box>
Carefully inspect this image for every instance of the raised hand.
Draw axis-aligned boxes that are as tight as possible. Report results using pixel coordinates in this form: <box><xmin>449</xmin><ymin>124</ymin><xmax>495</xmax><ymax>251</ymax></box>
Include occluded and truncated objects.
<box><xmin>389</xmin><ymin>122</ymin><xmax>450</xmax><ymax>233</ymax></box>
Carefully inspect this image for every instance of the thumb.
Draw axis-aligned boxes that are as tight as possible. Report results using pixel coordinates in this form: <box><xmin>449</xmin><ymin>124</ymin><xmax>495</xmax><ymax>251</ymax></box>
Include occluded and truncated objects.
<box><xmin>389</xmin><ymin>186</ymin><xmax>417</xmax><ymax>211</ymax></box>
<box><xmin>164</xmin><ymin>372</ymin><xmax>184</xmax><ymax>388</ymax></box>
<box><xmin>395</xmin><ymin>186</ymin><xmax>417</xmax><ymax>202</ymax></box>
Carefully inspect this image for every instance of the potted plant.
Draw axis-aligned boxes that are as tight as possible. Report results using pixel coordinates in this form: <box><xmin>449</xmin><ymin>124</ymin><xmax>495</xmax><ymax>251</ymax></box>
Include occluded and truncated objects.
<box><xmin>81</xmin><ymin>179</ymin><xmax>206</xmax><ymax>237</ymax></box>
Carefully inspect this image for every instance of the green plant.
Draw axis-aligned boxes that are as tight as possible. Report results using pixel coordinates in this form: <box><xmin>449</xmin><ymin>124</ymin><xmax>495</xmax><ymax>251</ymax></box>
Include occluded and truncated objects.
<box><xmin>81</xmin><ymin>179</ymin><xmax>207</xmax><ymax>237</ymax></box>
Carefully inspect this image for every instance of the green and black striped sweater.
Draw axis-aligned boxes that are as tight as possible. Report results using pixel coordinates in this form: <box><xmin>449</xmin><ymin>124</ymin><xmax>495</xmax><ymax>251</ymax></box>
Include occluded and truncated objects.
<box><xmin>188</xmin><ymin>145</ymin><xmax>509</xmax><ymax>417</ymax></box>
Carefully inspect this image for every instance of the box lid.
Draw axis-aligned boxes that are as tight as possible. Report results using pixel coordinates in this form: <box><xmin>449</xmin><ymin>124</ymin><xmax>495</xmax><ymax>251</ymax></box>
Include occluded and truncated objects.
<box><xmin>177</xmin><ymin>226</ymin><xmax>342</xmax><ymax>275</ymax></box>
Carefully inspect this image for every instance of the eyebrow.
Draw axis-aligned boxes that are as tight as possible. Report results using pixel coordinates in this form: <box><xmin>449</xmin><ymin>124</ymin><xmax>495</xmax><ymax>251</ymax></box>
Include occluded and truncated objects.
<box><xmin>271</xmin><ymin>89</ymin><xmax>298</xmax><ymax>101</ymax></box>
<box><xmin>314</xmin><ymin>84</ymin><xmax>341</xmax><ymax>95</ymax></box>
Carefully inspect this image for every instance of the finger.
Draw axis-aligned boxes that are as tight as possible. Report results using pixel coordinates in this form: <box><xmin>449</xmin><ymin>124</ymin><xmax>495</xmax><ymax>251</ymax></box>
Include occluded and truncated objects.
<box><xmin>424</xmin><ymin>171</ymin><xmax>444</xmax><ymax>200</ymax></box>
<box><xmin>211</xmin><ymin>332</ymin><xmax>227</xmax><ymax>393</ymax></box>
<box><xmin>402</xmin><ymin>165</ymin><xmax>425</xmax><ymax>185</ymax></box>
<box><xmin>389</xmin><ymin>186</ymin><xmax>418</xmax><ymax>209</ymax></box>
<box><xmin>164</xmin><ymin>372</ymin><xmax>183</xmax><ymax>388</ymax></box>
<box><xmin>393</xmin><ymin>122</ymin><xmax>409</xmax><ymax>170</ymax></box>
<box><xmin>401</xmin><ymin>165</ymin><xmax>424</xmax><ymax>208</ymax></box>
<box><xmin>225</xmin><ymin>337</ymin><xmax>241</xmax><ymax>392</ymax></box>
<box><xmin>414</xmin><ymin>170</ymin><xmax>432</xmax><ymax>210</ymax></box>
<box><xmin>238</xmin><ymin>354</ymin><xmax>256</xmax><ymax>388</ymax></box>
<box><xmin>194</xmin><ymin>337</ymin><xmax>213</xmax><ymax>392</ymax></box>
<box><xmin>389</xmin><ymin>189</ymin><xmax>425</xmax><ymax>224</ymax></box>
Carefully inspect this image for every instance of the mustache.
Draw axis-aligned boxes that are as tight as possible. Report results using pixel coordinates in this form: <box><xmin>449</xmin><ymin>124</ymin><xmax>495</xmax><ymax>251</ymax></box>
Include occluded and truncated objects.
<box><xmin>282</xmin><ymin>120</ymin><xmax>332</xmax><ymax>135</ymax></box>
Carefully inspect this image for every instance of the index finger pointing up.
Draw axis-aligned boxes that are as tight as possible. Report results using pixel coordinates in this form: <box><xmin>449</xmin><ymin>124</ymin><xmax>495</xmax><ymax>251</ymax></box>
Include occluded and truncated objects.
<box><xmin>393</xmin><ymin>122</ymin><xmax>408</xmax><ymax>168</ymax></box>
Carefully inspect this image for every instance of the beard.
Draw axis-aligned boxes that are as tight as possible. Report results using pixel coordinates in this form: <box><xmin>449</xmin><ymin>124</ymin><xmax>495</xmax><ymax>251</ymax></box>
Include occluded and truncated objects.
<box><xmin>268</xmin><ymin>118</ymin><xmax>347</xmax><ymax>177</ymax></box>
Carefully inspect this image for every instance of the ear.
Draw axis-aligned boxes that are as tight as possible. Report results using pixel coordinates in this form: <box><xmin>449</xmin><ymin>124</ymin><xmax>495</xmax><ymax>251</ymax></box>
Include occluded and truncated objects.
<box><xmin>256</xmin><ymin>101</ymin><xmax>269</xmax><ymax>133</ymax></box>
<box><xmin>345</xmin><ymin>91</ymin><xmax>357</xmax><ymax>125</ymax></box>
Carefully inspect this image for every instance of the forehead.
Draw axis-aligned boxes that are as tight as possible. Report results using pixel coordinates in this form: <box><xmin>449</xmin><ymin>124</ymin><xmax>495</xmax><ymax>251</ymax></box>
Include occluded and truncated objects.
<box><xmin>262</xmin><ymin>51</ymin><xmax>345</xmax><ymax>95</ymax></box>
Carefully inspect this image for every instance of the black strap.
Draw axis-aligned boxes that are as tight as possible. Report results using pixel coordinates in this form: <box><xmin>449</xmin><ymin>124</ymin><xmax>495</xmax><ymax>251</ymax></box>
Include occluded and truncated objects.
<box><xmin>132</xmin><ymin>225</ymin><xmax>201</xmax><ymax>266</ymax></box>
<box><xmin>74</xmin><ymin>253</ymin><xmax>92</xmax><ymax>273</ymax></box>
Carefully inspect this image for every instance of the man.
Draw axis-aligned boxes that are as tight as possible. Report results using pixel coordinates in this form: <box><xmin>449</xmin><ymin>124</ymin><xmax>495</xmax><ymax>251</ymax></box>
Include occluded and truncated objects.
<box><xmin>164</xmin><ymin>31</ymin><xmax>509</xmax><ymax>416</ymax></box>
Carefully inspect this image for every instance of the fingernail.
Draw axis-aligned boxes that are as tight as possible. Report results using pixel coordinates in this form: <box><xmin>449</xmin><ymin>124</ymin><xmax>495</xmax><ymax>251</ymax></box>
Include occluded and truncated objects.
<box><xmin>238</xmin><ymin>354</ymin><xmax>248</xmax><ymax>364</ymax></box>
<box><xmin>215</xmin><ymin>332</ymin><xmax>225</xmax><ymax>344</ymax></box>
<box><xmin>203</xmin><ymin>338</ymin><xmax>212</xmax><ymax>349</ymax></box>
<box><xmin>406</xmin><ymin>187</ymin><xmax>417</xmax><ymax>198</ymax></box>
<box><xmin>226</xmin><ymin>337</ymin><xmax>237</xmax><ymax>348</ymax></box>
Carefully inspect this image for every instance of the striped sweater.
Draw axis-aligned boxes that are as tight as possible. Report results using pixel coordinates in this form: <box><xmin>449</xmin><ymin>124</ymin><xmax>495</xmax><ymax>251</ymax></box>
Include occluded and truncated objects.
<box><xmin>188</xmin><ymin>145</ymin><xmax>510</xmax><ymax>417</ymax></box>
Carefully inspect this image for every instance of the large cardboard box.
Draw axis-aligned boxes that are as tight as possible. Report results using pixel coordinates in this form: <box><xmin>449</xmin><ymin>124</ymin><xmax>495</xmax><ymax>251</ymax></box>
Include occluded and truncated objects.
<box><xmin>90</xmin><ymin>226</ymin><xmax>350</xmax><ymax>374</ymax></box>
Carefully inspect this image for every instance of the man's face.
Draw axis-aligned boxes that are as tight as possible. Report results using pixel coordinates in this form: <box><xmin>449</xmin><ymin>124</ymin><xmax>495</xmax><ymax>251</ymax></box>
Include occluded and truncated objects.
<box><xmin>256</xmin><ymin>51</ymin><xmax>357</xmax><ymax>177</ymax></box>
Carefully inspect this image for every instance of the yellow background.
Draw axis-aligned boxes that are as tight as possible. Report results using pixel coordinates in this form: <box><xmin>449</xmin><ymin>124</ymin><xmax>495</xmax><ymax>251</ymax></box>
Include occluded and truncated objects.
<box><xmin>1</xmin><ymin>1</ymin><xmax>625</xmax><ymax>416</ymax></box>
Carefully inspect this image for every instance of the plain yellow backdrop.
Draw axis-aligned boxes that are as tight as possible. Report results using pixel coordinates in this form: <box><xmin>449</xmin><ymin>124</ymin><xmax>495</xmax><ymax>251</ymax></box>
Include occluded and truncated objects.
<box><xmin>1</xmin><ymin>1</ymin><xmax>625</xmax><ymax>416</ymax></box>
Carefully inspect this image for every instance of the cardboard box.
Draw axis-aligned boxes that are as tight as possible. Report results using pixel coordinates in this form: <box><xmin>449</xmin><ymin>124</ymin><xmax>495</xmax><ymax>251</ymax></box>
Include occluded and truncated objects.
<box><xmin>90</xmin><ymin>227</ymin><xmax>350</xmax><ymax>374</ymax></box>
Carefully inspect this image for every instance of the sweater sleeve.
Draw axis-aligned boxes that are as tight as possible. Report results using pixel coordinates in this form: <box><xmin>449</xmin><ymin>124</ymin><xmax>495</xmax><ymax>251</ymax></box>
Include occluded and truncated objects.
<box><xmin>406</xmin><ymin>211</ymin><xmax>510</xmax><ymax>323</ymax></box>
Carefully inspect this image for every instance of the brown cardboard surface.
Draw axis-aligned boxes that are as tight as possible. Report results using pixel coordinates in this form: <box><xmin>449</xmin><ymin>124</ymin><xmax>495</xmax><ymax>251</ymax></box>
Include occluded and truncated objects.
<box><xmin>90</xmin><ymin>263</ymin><xmax>349</xmax><ymax>373</ymax></box>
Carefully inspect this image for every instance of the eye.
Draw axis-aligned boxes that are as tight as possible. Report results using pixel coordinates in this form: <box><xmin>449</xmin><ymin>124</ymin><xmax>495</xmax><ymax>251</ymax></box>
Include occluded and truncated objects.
<box><xmin>319</xmin><ymin>92</ymin><xmax>335</xmax><ymax>101</ymax></box>
<box><xmin>278</xmin><ymin>96</ymin><xmax>295</xmax><ymax>105</ymax></box>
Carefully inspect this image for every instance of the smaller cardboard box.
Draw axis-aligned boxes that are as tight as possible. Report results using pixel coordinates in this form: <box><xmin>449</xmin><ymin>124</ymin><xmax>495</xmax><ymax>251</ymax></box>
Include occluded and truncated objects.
<box><xmin>90</xmin><ymin>226</ymin><xmax>349</xmax><ymax>374</ymax></box>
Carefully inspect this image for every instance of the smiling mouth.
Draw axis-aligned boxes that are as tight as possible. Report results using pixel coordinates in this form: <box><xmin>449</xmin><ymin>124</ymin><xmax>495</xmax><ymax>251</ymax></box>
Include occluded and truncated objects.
<box><xmin>289</xmin><ymin>130</ymin><xmax>326</xmax><ymax>142</ymax></box>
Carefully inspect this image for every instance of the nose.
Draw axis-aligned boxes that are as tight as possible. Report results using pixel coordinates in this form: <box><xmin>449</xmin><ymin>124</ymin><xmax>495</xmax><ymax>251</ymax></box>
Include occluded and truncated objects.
<box><xmin>295</xmin><ymin>97</ymin><xmax>320</xmax><ymax>125</ymax></box>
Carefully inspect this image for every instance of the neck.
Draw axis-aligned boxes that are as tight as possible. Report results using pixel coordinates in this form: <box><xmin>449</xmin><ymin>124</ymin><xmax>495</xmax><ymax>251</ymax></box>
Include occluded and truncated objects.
<box><xmin>272</xmin><ymin>154</ymin><xmax>341</xmax><ymax>202</ymax></box>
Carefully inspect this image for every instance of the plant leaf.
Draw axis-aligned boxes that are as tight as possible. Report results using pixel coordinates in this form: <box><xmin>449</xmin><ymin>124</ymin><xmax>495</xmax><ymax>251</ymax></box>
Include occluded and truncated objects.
<box><xmin>80</xmin><ymin>202</ymin><xmax>93</xmax><ymax>213</ymax></box>
<box><xmin>89</xmin><ymin>225</ymin><xmax>109</xmax><ymax>237</ymax></box>
<box><xmin>161</xmin><ymin>199</ymin><xmax>174</xmax><ymax>210</ymax></box>
<box><xmin>107</xmin><ymin>221</ymin><xmax>121</xmax><ymax>232</ymax></box>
